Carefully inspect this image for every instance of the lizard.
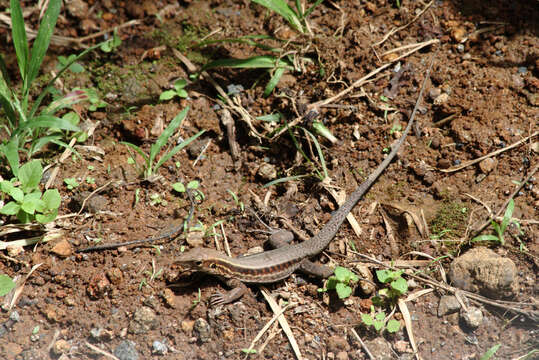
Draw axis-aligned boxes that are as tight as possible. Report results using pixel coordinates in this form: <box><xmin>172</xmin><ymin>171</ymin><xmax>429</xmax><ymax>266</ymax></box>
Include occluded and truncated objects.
<box><xmin>173</xmin><ymin>58</ymin><xmax>434</xmax><ymax>306</ymax></box>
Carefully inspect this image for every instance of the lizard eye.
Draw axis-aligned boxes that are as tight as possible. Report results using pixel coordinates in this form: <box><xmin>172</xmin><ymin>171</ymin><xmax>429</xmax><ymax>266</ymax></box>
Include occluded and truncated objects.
<box><xmin>208</xmin><ymin>263</ymin><xmax>216</xmax><ymax>269</ymax></box>
<box><xmin>195</xmin><ymin>260</ymin><xmax>203</xmax><ymax>267</ymax></box>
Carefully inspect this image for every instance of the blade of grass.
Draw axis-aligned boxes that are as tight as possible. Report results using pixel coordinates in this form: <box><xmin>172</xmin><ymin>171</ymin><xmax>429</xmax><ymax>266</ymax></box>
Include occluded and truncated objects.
<box><xmin>500</xmin><ymin>198</ymin><xmax>514</xmax><ymax>233</ymax></box>
<box><xmin>149</xmin><ymin>107</ymin><xmax>190</xmax><ymax>167</ymax></box>
<box><xmin>196</xmin><ymin>35</ymin><xmax>281</xmax><ymax>52</ymax></box>
<box><xmin>304</xmin><ymin>128</ymin><xmax>328</xmax><ymax>180</ymax></box>
<box><xmin>13</xmin><ymin>115</ymin><xmax>80</xmax><ymax>135</ymax></box>
<box><xmin>303</xmin><ymin>0</ymin><xmax>325</xmax><ymax>19</ymax></box>
<box><xmin>120</xmin><ymin>142</ymin><xmax>150</xmax><ymax>165</ymax></box>
<box><xmin>200</xmin><ymin>55</ymin><xmax>294</xmax><ymax>72</ymax></box>
<box><xmin>264</xmin><ymin>66</ymin><xmax>286</xmax><ymax>97</ymax></box>
<box><xmin>25</xmin><ymin>0</ymin><xmax>61</xmax><ymax>96</ymax></box>
<box><xmin>252</xmin><ymin>0</ymin><xmax>303</xmax><ymax>32</ymax></box>
<box><xmin>9</xmin><ymin>0</ymin><xmax>29</xmax><ymax>83</ymax></box>
<box><xmin>0</xmin><ymin>137</ymin><xmax>20</xmax><ymax>178</ymax></box>
<box><xmin>286</xmin><ymin>123</ymin><xmax>323</xmax><ymax>180</ymax></box>
<box><xmin>154</xmin><ymin>130</ymin><xmax>206</xmax><ymax>171</ymax></box>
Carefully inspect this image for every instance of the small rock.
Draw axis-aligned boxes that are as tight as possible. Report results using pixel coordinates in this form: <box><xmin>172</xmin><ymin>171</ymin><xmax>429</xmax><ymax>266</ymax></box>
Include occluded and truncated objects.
<box><xmin>90</xmin><ymin>327</ymin><xmax>114</xmax><ymax>341</ymax></box>
<box><xmin>152</xmin><ymin>340</ymin><xmax>168</xmax><ymax>355</ymax></box>
<box><xmin>52</xmin><ymin>339</ymin><xmax>71</xmax><ymax>355</ymax></box>
<box><xmin>460</xmin><ymin>306</ymin><xmax>483</xmax><ymax>329</ymax></box>
<box><xmin>363</xmin><ymin>337</ymin><xmax>393</xmax><ymax>360</ymax></box>
<box><xmin>451</xmin><ymin>27</ymin><xmax>467</xmax><ymax>42</ymax></box>
<box><xmin>128</xmin><ymin>307</ymin><xmax>157</xmax><ymax>334</ymax></box>
<box><xmin>336</xmin><ymin>351</ymin><xmax>348</xmax><ymax>360</ymax></box>
<box><xmin>326</xmin><ymin>335</ymin><xmax>350</xmax><ymax>353</ymax></box>
<box><xmin>437</xmin><ymin>158</ymin><xmax>451</xmax><ymax>169</ymax></box>
<box><xmin>42</xmin><ymin>304</ymin><xmax>67</xmax><ymax>323</ymax></box>
<box><xmin>87</xmin><ymin>273</ymin><xmax>111</xmax><ymax>300</ymax></box>
<box><xmin>530</xmin><ymin>141</ymin><xmax>538</xmax><ymax>154</ymax></box>
<box><xmin>113</xmin><ymin>340</ymin><xmax>139</xmax><ymax>360</ymax></box>
<box><xmin>193</xmin><ymin>318</ymin><xmax>211</xmax><ymax>343</ymax></box>
<box><xmin>433</xmin><ymin>93</ymin><xmax>449</xmax><ymax>105</ymax></box>
<box><xmin>186</xmin><ymin>231</ymin><xmax>204</xmax><ymax>247</ymax></box>
<box><xmin>161</xmin><ymin>288</ymin><xmax>176</xmax><ymax>308</ymax></box>
<box><xmin>257</xmin><ymin>163</ymin><xmax>277</xmax><ymax>181</ymax></box>
<box><xmin>106</xmin><ymin>268</ymin><xmax>124</xmax><ymax>285</ymax></box>
<box><xmin>51</xmin><ymin>239</ymin><xmax>73</xmax><ymax>257</ymax></box>
<box><xmin>9</xmin><ymin>311</ymin><xmax>20</xmax><ymax>322</ymax></box>
<box><xmin>479</xmin><ymin>158</ymin><xmax>497</xmax><ymax>174</ymax></box>
<box><xmin>181</xmin><ymin>320</ymin><xmax>195</xmax><ymax>333</ymax></box>
<box><xmin>449</xmin><ymin>247</ymin><xmax>518</xmax><ymax>298</ymax></box>
<box><xmin>354</xmin><ymin>263</ymin><xmax>375</xmax><ymax>295</ymax></box>
<box><xmin>394</xmin><ymin>339</ymin><xmax>413</xmax><ymax>353</ymax></box>
<box><xmin>142</xmin><ymin>295</ymin><xmax>159</xmax><ymax>309</ymax></box>
<box><xmin>86</xmin><ymin>194</ymin><xmax>108</xmax><ymax>213</ymax></box>
<box><xmin>428</xmin><ymin>87</ymin><xmax>442</xmax><ymax>100</ymax></box>
<box><xmin>438</xmin><ymin>295</ymin><xmax>461</xmax><ymax>316</ymax></box>
<box><xmin>66</xmin><ymin>0</ymin><xmax>88</xmax><ymax>18</ymax></box>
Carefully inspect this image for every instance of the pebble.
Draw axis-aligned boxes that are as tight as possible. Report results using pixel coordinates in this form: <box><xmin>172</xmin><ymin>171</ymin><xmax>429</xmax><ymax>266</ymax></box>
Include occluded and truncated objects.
<box><xmin>90</xmin><ymin>327</ymin><xmax>114</xmax><ymax>341</ymax></box>
<box><xmin>6</xmin><ymin>245</ymin><xmax>23</xmax><ymax>257</ymax></box>
<box><xmin>113</xmin><ymin>340</ymin><xmax>139</xmax><ymax>360</ymax></box>
<box><xmin>326</xmin><ymin>335</ymin><xmax>350</xmax><ymax>352</ymax></box>
<box><xmin>363</xmin><ymin>337</ymin><xmax>393</xmax><ymax>360</ymax></box>
<box><xmin>434</xmin><ymin>93</ymin><xmax>449</xmax><ymax>105</ymax></box>
<box><xmin>437</xmin><ymin>158</ymin><xmax>451</xmax><ymax>169</ymax></box>
<box><xmin>161</xmin><ymin>288</ymin><xmax>176</xmax><ymax>308</ymax></box>
<box><xmin>479</xmin><ymin>158</ymin><xmax>497</xmax><ymax>174</ymax></box>
<box><xmin>152</xmin><ymin>340</ymin><xmax>168</xmax><ymax>355</ymax></box>
<box><xmin>194</xmin><ymin>318</ymin><xmax>211</xmax><ymax>343</ymax></box>
<box><xmin>106</xmin><ymin>268</ymin><xmax>124</xmax><ymax>285</ymax></box>
<box><xmin>257</xmin><ymin>162</ymin><xmax>277</xmax><ymax>181</ymax></box>
<box><xmin>9</xmin><ymin>311</ymin><xmax>20</xmax><ymax>322</ymax></box>
<box><xmin>181</xmin><ymin>320</ymin><xmax>195</xmax><ymax>333</ymax></box>
<box><xmin>438</xmin><ymin>295</ymin><xmax>461</xmax><ymax>316</ymax></box>
<box><xmin>52</xmin><ymin>339</ymin><xmax>71</xmax><ymax>355</ymax></box>
<box><xmin>461</xmin><ymin>306</ymin><xmax>483</xmax><ymax>329</ymax></box>
<box><xmin>336</xmin><ymin>351</ymin><xmax>348</xmax><ymax>360</ymax></box>
<box><xmin>50</xmin><ymin>239</ymin><xmax>73</xmax><ymax>257</ymax></box>
<box><xmin>186</xmin><ymin>231</ymin><xmax>204</xmax><ymax>247</ymax></box>
<box><xmin>128</xmin><ymin>307</ymin><xmax>157</xmax><ymax>334</ymax></box>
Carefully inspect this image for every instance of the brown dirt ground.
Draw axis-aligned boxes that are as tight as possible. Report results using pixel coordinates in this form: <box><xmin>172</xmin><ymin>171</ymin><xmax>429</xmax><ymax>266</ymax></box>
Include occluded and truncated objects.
<box><xmin>0</xmin><ymin>0</ymin><xmax>538</xmax><ymax>359</ymax></box>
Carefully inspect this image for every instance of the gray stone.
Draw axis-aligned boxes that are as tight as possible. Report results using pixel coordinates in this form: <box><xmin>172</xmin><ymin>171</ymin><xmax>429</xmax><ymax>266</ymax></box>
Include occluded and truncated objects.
<box><xmin>128</xmin><ymin>307</ymin><xmax>157</xmax><ymax>334</ymax></box>
<box><xmin>152</xmin><ymin>340</ymin><xmax>168</xmax><ymax>355</ymax></box>
<box><xmin>193</xmin><ymin>318</ymin><xmax>211</xmax><ymax>343</ymax></box>
<box><xmin>460</xmin><ymin>306</ymin><xmax>483</xmax><ymax>329</ymax></box>
<box><xmin>363</xmin><ymin>337</ymin><xmax>393</xmax><ymax>360</ymax></box>
<box><xmin>113</xmin><ymin>340</ymin><xmax>139</xmax><ymax>360</ymax></box>
<box><xmin>438</xmin><ymin>295</ymin><xmax>461</xmax><ymax>316</ymax></box>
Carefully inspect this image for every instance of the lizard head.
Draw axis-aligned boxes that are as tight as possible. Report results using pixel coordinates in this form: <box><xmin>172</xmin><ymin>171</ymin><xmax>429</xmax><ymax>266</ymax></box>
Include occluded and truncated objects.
<box><xmin>174</xmin><ymin>247</ymin><xmax>228</xmax><ymax>276</ymax></box>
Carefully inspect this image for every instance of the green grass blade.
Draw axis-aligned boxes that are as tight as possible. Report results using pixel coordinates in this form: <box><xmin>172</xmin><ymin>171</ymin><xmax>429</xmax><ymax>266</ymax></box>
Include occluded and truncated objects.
<box><xmin>196</xmin><ymin>35</ymin><xmax>280</xmax><ymax>52</ymax></box>
<box><xmin>49</xmin><ymin>138</ymin><xmax>82</xmax><ymax>160</ymax></box>
<box><xmin>304</xmin><ymin>128</ymin><xmax>328</xmax><ymax>180</ymax></box>
<box><xmin>500</xmin><ymin>198</ymin><xmax>514</xmax><ymax>233</ymax></box>
<box><xmin>29</xmin><ymin>134</ymin><xmax>62</xmax><ymax>156</ymax></box>
<box><xmin>303</xmin><ymin>0</ymin><xmax>325</xmax><ymax>19</ymax></box>
<box><xmin>0</xmin><ymin>54</ymin><xmax>11</xmax><ymax>87</ymax></box>
<box><xmin>120</xmin><ymin>142</ymin><xmax>149</xmax><ymax>164</ymax></box>
<box><xmin>149</xmin><ymin>107</ymin><xmax>189</xmax><ymax>168</ymax></box>
<box><xmin>479</xmin><ymin>344</ymin><xmax>500</xmax><ymax>360</ymax></box>
<box><xmin>13</xmin><ymin>115</ymin><xmax>79</xmax><ymax>138</ymax></box>
<box><xmin>201</xmin><ymin>55</ymin><xmax>294</xmax><ymax>72</ymax></box>
<box><xmin>154</xmin><ymin>130</ymin><xmax>206</xmax><ymax>171</ymax></box>
<box><xmin>9</xmin><ymin>0</ymin><xmax>29</xmax><ymax>83</ymax></box>
<box><xmin>263</xmin><ymin>174</ymin><xmax>309</xmax><ymax>188</ymax></box>
<box><xmin>471</xmin><ymin>234</ymin><xmax>501</xmax><ymax>243</ymax></box>
<box><xmin>25</xmin><ymin>0</ymin><xmax>61</xmax><ymax>94</ymax></box>
<box><xmin>252</xmin><ymin>0</ymin><xmax>303</xmax><ymax>32</ymax></box>
<box><xmin>264</xmin><ymin>66</ymin><xmax>285</xmax><ymax>97</ymax></box>
<box><xmin>0</xmin><ymin>75</ymin><xmax>17</xmax><ymax>128</ymax></box>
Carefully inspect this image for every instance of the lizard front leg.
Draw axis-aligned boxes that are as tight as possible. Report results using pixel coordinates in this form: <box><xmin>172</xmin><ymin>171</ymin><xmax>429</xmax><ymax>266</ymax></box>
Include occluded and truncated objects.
<box><xmin>209</xmin><ymin>278</ymin><xmax>248</xmax><ymax>306</ymax></box>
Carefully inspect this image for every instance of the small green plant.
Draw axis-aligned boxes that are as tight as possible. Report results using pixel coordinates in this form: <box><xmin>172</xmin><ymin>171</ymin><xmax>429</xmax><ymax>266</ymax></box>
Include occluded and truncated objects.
<box><xmin>56</xmin><ymin>54</ymin><xmax>85</xmax><ymax>73</ymax></box>
<box><xmin>226</xmin><ymin>189</ymin><xmax>244</xmax><ymax>212</ymax></box>
<box><xmin>479</xmin><ymin>344</ymin><xmax>500</xmax><ymax>360</ymax></box>
<box><xmin>149</xmin><ymin>193</ymin><xmax>165</xmax><ymax>206</ymax></box>
<box><xmin>318</xmin><ymin>266</ymin><xmax>358</xmax><ymax>299</ymax></box>
<box><xmin>0</xmin><ymin>0</ymin><xmax>104</xmax><ymax>177</ymax></box>
<box><xmin>360</xmin><ymin>306</ymin><xmax>401</xmax><ymax>333</ymax></box>
<box><xmin>64</xmin><ymin>178</ymin><xmax>79</xmax><ymax>190</ymax></box>
<box><xmin>0</xmin><ymin>274</ymin><xmax>15</xmax><ymax>296</ymax></box>
<box><xmin>82</xmin><ymin>88</ymin><xmax>107</xmax><ymax>112</ymax></box>
<box><xmin>372</xmin><ymin>269</ymin><xmax>408</xmax><ymax>306</ymax></box>
<box><xmin>0</xmin><ymin>160</ymin><xmax>61</xmax><ymax>223</ymax></box>
<box><xmin>172</xmin><ymin>180</ymin><xmax>204</xmax><ymax>201</ymax></box>
<box><xmin>190</xmin><ymin>288</ymin><xmax>202</xmax><ymax>310</ymax></box>
<box><xmin>251</xmin><ymin>0</ymin><xmax>324</xmax><ymax>35</ymax></box>
<box><xmin>160</xmin><ymin>79</ymin><xmax>188</xmax><ymax>101</ymax></box>
<box><xmin>100</xmin><ymin>29</ymin><xmax>122</xmax><ymax>53</ymax></box>
<box><xmin>121</xmin><ymin>107</ymin><xmax>205</xmax><ymax>179</ymax></box>
<box><xmin>472</xmin><ymin>199</ymin><xmax>515</xmax><ymax>245</ymax></box>
<box><xmin>86</xmin><ymin>177</ymin><xmax>95</xmax><ymax>184</ymax></box>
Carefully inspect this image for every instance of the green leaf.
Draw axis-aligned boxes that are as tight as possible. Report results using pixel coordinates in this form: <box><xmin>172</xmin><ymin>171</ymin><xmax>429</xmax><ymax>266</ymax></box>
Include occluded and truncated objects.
<box><xmin>386</xmin><ymin>319</ymin><xmax>401</xmax><ymax>333</ymax></box>
<box><xmin>391</xmin><ymin>277</ymin><xmax>408</xmax><ymax>295</ymax></box>
<box><xmin>471</xmin><ymin>234</ymin><xmax>501</xmax><ymax>242</ymax></box>
<box><xmin>500</xmin><ymin>199</ymin><xmax>514</xmax><ymax>233</ymax></box>
<box><xmin>187</xmin><ymin>180</ymin><xmax>200</xmax><ymax>189</ymax></box>
<box><xmin>42</xmin><ymin>189</ymin><xmax>61</xmax><ymax>210</ymax></box>
<box><xmin>172</xmin><ymin>182</ymin><xmax>186</xmax><ymax>193</ymax></box>
<box><xmin>335</xmin><ymin>282</ymin><xmax>352</xmax><ymax>299</ymax></box>
<box><xmin>334</xmin><ymin>266</ymin><xmax>350</xmax><ymax>282</ymax></box>
<box><xmin>376</xmin><ymin>269</ymin><xmax>393</xmax><ymax>283</ymax></box>
<box><xmin>177</xmin><ymin>89</ymin><xmax>188</xmax><ymax>98</ymax></box>
<box><xmin>150</xmin><ymin>107</ymin><xmax>190</xmax><ymax>169</ymax></box>
<box><xmin>18</xmin><ymin>160</ymin><xmax>43</xmax><ymax>193</ymax></box>
<box><xmin>154</xmin><ymin>129</ymin><xmax>206</xmax><ymax>173</ymax></box>
<box><xmin>0</xmin><ymin>201</ymin><xmax>20</xmax><ymax>215</ymax></box>
<box><xmin>10</xmin><ymin>187</ymin><xmax>24</xmax><ymax>203</ymax></box>
<box><xmin>1</xmin><ymin>137</ymin><xmax>20</xmax><ymax>178</ymax></box>
<box><xmin>257</xmin><ymin>113</ymin><xmax>281</xmax><ymax>122</ymax></box>
<box><xmin>479</xmin><ymin>344</ymin><xmax>501</xmax><ymax>360</ymax></box>
<box><xmin>159</xmin><ymin>90</ymin><xmax>177</xmax><ymax>101</ymax></box>
<box><xmin>36</xmin><ymin>208</ymin><xmax>58</xmax><ymax>223</ymax></box>
<box><xmin>25</xmin><ymin>0</ymin><xmax>62</xmax><ymax>94</ymax></box>
<box><xmin>10</xmin><ymin>0</ymin><xmax>29</xmax><ymax>83</ymax></box>
<box><xmin>21</xmin><ymin>192</ymin><xmax>43</xmax><ymax>214</ymax></box>
<box><xmin>0</xmin><ymin>180</ymin><xmax>15</xmax><ymax>194</ymax></box>
<box><xmin>360</xmin><ymin>313</ymin><xmax>373</xmax><ymax>326</ymax></box>
<box><xmin>201</xmin><ymin>56</ymin><xmax>294</xmax><ymax>72</ymax></box>
<box><xmin>373</xmin><ymin>319</ymin><xmax>384</xmax><ymax>332</ymax></box>
<box><xmin>0</xmin><ymin>274</ymin><xmax>16</xmax><ymax>296</ymax></box>
<box><xmin>121</xmin><ymin>142</ymin><xmax>149</xmax><ymax>164</ymax></box>
<box><xmin>251</xmin><ymin>0</ymin><xmax>303</xmax><ymax>32</ymax></box>
<box><xmin>325</xmin><ymin>277</ymin><xmax>338</xmax><ymax>290</ymax></box>
<box><xmin>174</xmin><ymin>79</ymin><xmax>187</xmax><ymax>91</ymax></box>
<box><xmin>16</xmin><ymin>115</ymin><xmax>80</xmax><ymax>134</ymax></box>
<box><xmin>264</xmin><ymin>66</ymin><xmax>285</xmax><ymax>97</ymax></box>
